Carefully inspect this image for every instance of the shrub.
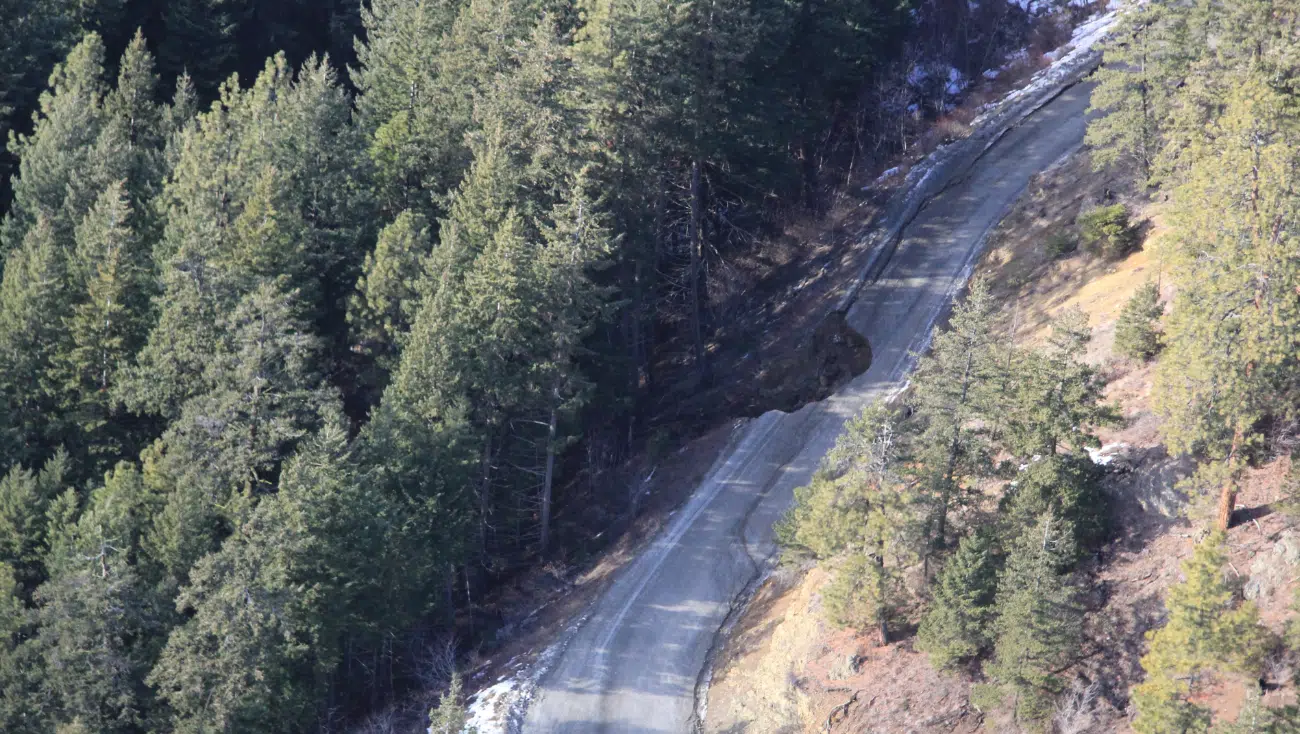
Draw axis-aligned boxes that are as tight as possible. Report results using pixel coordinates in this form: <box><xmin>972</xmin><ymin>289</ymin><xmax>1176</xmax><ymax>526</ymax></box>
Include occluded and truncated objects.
<box><xmin>1113</xmin><ymin>280</ymin><xmax>1163</xmax><ymax>361</ymax></box>
<box><xmin>1044</xmin><ymin>232</ymin><xmax>1076</xmax><ymax>258</ymax></box>
<box><xmin>1077</xmin><ymin>204</ymin><xmax>1138</xmax><ymax>258</ymax></box>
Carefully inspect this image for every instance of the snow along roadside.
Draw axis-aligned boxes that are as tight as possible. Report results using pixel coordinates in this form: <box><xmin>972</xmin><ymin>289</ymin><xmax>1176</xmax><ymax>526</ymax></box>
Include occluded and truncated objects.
<box><xmin>835</xmin><ymin>4</ymin><xmax>1120</xmax><ymax>316</ymax></box>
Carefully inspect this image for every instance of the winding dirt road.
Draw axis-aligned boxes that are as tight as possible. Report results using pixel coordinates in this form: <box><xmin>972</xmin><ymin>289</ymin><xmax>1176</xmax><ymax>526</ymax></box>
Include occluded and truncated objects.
<box><xmin>522</xmin><ymin>79</ymin><xmax>1097</xmax><ymax>734</ymax></box>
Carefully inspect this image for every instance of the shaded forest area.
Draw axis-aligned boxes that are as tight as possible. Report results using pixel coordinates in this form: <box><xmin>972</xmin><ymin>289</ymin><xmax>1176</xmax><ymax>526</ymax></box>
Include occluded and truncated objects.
<box><xmin>0</xmin><ymin>1</ymin><xmax>1092</xmax><ymax>731</ymax></box>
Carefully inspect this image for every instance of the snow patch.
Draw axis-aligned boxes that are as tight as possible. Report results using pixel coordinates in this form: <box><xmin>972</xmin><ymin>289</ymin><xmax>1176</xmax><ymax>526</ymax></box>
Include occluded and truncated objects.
<box><xmin>463</xmin><ymin>678</ymin><xmax>518</xmax><ymax>734</ymax></box>
<box><xmin>871</xmin><ymin>166</ymin><xmax>903</xmax><ymax>185</ymax></box>
<box><xmin>436</xmin><ymin>603</ymin><xmax>596</xmax><ymax>734</ymax></box>
<box><xmin>1087</xmin><ymin>442</ymin><xmax>1133</xmax><ymax>467</ymax></box>
<box><xmin>971</xmin><ymin>5</ymin><xmax>1121</xmax><ymax>128</ymax></box>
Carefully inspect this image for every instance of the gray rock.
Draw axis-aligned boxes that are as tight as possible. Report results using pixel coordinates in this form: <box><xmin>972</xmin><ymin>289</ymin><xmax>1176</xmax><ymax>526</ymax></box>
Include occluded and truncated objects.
<box><xmin>1245</xmin><ymin>530</ymin><xmax>1300</xmax><ymax>601</ymax></box>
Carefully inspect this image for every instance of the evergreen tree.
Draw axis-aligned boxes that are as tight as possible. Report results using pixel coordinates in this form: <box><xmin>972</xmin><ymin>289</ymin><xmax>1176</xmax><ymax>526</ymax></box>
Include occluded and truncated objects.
<box><xmin>150</xmin><ymin>414</ymin><xmax>394</xmax><ymax>734</ymax></box>
<box><xmin>0</xmin><ymin>451</ymin><xmax>69</xmax><ymax>590</ymax></box>
<box><xmin>347</xmin><ymin>209</ymin><xmax>432</xmax><ymax>363</ymax></box>
<box><xmin>125</xmin><ymin>53</ymin><xmax>368</xmax><ymax>419</ymax></box>
<box><xmin>352</xmin><ymin>0</ymin><xmax>466</xmax><ymax>216</ymax></box>
<box><xmin>33</xmin><ymin>550</ymin><xmax>161</xmax><ymax>734</ymax></box>
<box><xmin>2</xmin><ymin>33</ymin><xmax>108</xmax><ymax>256</ymax></box>
<box><xmin>53</xmin><ymin>182</ymin><xmax>152</xmax><ymax>466</ymax></box>
<box><xmin>1132</xmin><ymin>533</ymin><xmax>1270</xmax><ymax>734</ymax></box>
<box><xmin>143</xmin><ymin>283</ymin><xmax>330</xmax><ymax>588</ymax></box>
<box><xmin>1001</xmin><ymin>454</ymin><xmax>1108</xmax><ymax>553</ymax></box>
<box><xmin>908</xmin><ymin>277</ymin><xmax>1005</xmax><ymax>555</ymax></box>
<box><xmin>980</xmin><ymin>512</ymin><xmax>1084</xmax><ymax>726</ymax></box>
<box><xmin>779</xmin><ymin>404</ymin><xmax>918</xmax><ymax>643</ymax></box>
<box><xmin>916</xmin><ymin>529</ymin><xmax>999</xmax><ymax>669</ymax></box>
<box><xmin>1153</xmin><ymin>74</ymin><xmax>1300</xmax><ymax>530</ymax></box>
<box><xmin>1086</xmin><ymin>2</ymin><xmax>1195</xmax><ymax>179</ymax></box>
<box><xmin>429</xmin><ymin>671</ymin><xmax>475</xmax><ymax>734</ymax></box>
<box><xmin>1004</xmin><ymin>309</ymin><xmax>1115</xmax><ymax>460</ymax></box>
<box><xmin>531</xmin><ymin>172</ymin><xmax>612</xmax><ymax>551</ymax></box>
<box><xmin>78</xmin><ymin>31</ymin><xmax>167</xmax><ymax>231</ymax></box>
<box><xmin>0</xmin><ymin>558</ymin><xmax>44</xmax><ymax>733</ymax></box>
<box><xmin>0</xmin><ymin>217</ymin><xmax>72</xmax><ymax>460</ymax></box>
<box><xmin>1114</xmin><ymin>280</ymin><xmax>1164</xmax><ymax>362</ymax></box>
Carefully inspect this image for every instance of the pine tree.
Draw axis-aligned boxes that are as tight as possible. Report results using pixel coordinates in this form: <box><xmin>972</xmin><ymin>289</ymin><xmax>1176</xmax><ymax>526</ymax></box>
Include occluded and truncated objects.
<box><xmin>908</xmin><ymin>277</ymin><xmax>1005</xmax><ymax>555</ymax></box>
<box><xmin>1085</xmin><ymin>2</ymin><xmax>1195</xmax><ymax>179</ymax></box>
<box><xmin>78</xmin><ymin>31</ymin><xmax>166</xmax><ymax>231</ymax></box>
<box><xmin>125</xmin><ymin>53</ymin><xmax>368</xmax><ymax>419</ymax></box>
<box><xmin>916</xmin><ymin>529</ymin><xmax>999</xmax><ymax>669</ymax></box>
<box><xmin>1001</xmin><ymin>454</ymin><xmax>1108</xmax><ymax>553</ymax></box>
<box><xmin>0</xmin><ymin>451</ymin><xmax>69</xmax><ymax>590</ymax></box>
<box><xmin>53</xmin><ymin>182</ymin><xmax>151</xmax><ymax>466</ymax></box>
<box><xmin>1114</xmin><ymin>280</ymin><xmax>1163</xmax><ymax>362</ymax></box>
<box><xmin>1132</xmin><ymin>533</ymin><xmax>1269</xmax><ymax>734</ymax></box>
<box><xmin>1004</xmin><ymin>309</ymin><xmax>1116</xmax><ymax>460</ymax></box>
<box><xmin>980</xmin><ymin>512</ymin><xmax>1084</xmax><ymax>726</ymax></box>
<box><xmin>141</xmin><ymin>283</ymin><xmax>330</xmax><ymax>589</ymax></box>
<box><xmin>1153</xmin><ymin>74</ymin><xmax>1300</xmax><ymax>530</ymax></box>
<box><xmin>779</xmin><ymin>404</ymin><xmax>917</xmax><ymax>643</ymax></box>
<box><xmin>0</xmin><ymin>558</ymin><xmax>44</xmax><ymax>733</ymax></box>
<box><xmin>0</xmin><ymin>217</ymin><xmax>72</xmax><ymax>460</ymax></box>
<box><xmin>347</xmin><ymin>210</ymin><xmax>433</xmax><ymax>363</ymax></box>
<box><xmin>429</xmin><ymin>671</ymin><xmax>476</xmax><ymax>734</ymax></box>
<box><xmin>1</xmin><ymin>33</ymin><xmax>108</xmax><ymax>256</ymax></box>
<box><xmin>33</xmin><ymin>552</ymin><xmax>160</xmax><ymax>734</ymax></box>
<box><xmin>352</xmin><ymin>0</ymin><xmax>466</xmax><ymax>216</ymax></box>
<box><xmin>150</xmin><ymin>414</ymin><xmax>395</xmax><ymax>734</ymax></box>
<box><xmin>531</xmin><ymin>172</ymin><xmax>611</xmax><ymax>551</ymax></box>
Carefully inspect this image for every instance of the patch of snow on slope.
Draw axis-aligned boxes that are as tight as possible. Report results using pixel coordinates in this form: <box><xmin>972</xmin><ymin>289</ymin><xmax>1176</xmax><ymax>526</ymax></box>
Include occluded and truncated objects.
<box><xmin>972</xmin><ymin>5</ymin><xmax>1121</xmax><ymax>127</ymax></box>
<box><xmin>463</xmin><ymin>678</ymin><xmax>517</xmax><ymax>734</ymax></box>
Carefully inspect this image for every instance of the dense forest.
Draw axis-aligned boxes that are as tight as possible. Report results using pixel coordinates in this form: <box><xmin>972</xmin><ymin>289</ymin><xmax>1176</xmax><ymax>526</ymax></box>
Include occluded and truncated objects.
<box><xmin>779</xmin><ymin>1</ymin><xmax>1300</xmax><ymax>730</ymax></box>
<box><xmin>0</xmin><ymin>0</ymin><xmax>1090</xmax><ymax>731</ymax></box>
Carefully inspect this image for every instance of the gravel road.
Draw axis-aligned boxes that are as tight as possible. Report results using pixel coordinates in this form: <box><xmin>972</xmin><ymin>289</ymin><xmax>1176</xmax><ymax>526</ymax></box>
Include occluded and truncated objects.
<box><xmin>521</xmin><ymin>79</ymin><xmax>1096</xmax><ymax>734</ymax></box>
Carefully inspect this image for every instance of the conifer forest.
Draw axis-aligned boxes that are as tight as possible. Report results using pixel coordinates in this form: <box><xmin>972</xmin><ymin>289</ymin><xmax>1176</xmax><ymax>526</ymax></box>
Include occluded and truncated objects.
<box><xmin>4</xmin><ymin>0</ymin><xmax>1300</xmax><ymax>732</ymax></box>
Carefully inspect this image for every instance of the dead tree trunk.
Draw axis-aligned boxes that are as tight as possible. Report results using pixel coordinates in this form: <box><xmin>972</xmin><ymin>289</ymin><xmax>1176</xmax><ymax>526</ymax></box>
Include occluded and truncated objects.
<box><xmin>539</xmin><ymin>390</ymin><xmax>559</xmax><ymax>553</ymax></box>
<box><xmin>688</xmin><ymin>157</ymin><xmax>710</xmax><ymax>385</ymax></box>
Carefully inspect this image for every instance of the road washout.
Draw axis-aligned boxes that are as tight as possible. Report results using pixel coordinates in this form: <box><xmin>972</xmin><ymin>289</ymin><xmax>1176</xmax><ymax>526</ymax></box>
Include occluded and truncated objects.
<box><xmin>458</xmin><ymin>8</ymin><xmax>1122</xmax><ymax>734</ymax></box>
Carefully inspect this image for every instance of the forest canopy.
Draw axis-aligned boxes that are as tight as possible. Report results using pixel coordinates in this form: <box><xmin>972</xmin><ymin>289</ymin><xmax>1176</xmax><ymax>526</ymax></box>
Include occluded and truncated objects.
<box><xmin>0</xmin><ymin>0</ymin><xmax>1086</xmax><ymax>730</ymax></box>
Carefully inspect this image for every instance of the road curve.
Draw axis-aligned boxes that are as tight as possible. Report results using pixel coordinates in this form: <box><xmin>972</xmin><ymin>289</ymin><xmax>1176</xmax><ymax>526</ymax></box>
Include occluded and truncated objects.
<box><xmin>522</xmin><ymin>81</ymin><xmax>1095</xmax><ymax>734</ymax></box>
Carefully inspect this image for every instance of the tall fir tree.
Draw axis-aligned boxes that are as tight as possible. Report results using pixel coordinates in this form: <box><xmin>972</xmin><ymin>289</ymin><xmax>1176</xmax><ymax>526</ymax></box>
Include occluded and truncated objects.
<box><xmin>150</xmin><ymin>414</ymin><xmax>398</xmax><ymax>734</ymax></box>
<box><xmin>908</xmin><ymin>277</ymin><xmax>1005</xmax><ymax>557</ymax></box>
<box><xmin>1132</xmin><ymin>533</ymin><xmax>1270</xmax><ymax>733</ymax></box>
<box><xmin>347</xmin><ymin>209</ymin><xmax>433</xmax><ymax>363</ymax></box>
<box><xmin>0</xmin><ymin>217</ymin><xmax>73</xmax><ymax>461</ymax></box>
<box><xmin>980</xmin><ymin>512</ymin><xmax>1085</xmax><ymax>726</ymax></box>
<box><xmin>916</xmin><ymin>529</ymin><xmax>1000</xmax><ymax>669</ymax></box>
<box><xmin>1085</xmin><ymin>2</ymin><xmax>1196</xmax><ymax>179</ymax></box>
<box><xmin>1153</xmin><ymin>74</ymin><xmax>1300</xmax><ymax>530</ymax></box>
<box><xmin>352</xmin><ymin>0</ymin><xmax>466</xmax><ymax>216</ymax></box>
<box><xmin>52</xmin><ymin>182</ymin><xmax>152</xmax><ymax>467</ymax></box>
<box><xmin>2</xmin><ymin>33</ymin><xmax>108</xmax><ymax>257</ymax></box>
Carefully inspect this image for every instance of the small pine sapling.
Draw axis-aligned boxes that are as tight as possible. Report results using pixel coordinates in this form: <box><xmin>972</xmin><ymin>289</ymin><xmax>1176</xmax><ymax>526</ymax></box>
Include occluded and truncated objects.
<box><xmin>1077</xmin><ymin>204</ymin><xmax>1138</xmax><ymax>259</ymax></box>
<box><xmin>1114</xmin><ymin>281</ymin><xmax>1163</xmax><ymax>362</ymax></box>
